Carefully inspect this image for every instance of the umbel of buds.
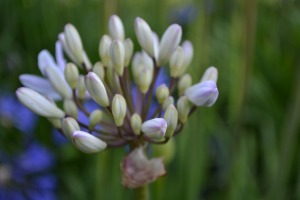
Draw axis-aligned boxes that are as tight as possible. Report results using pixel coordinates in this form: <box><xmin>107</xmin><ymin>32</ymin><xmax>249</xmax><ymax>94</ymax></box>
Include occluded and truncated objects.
<box><xmin>16</xmin><ymin>14</ymin><xmax>220</xmax><ymax>195</ymax></box>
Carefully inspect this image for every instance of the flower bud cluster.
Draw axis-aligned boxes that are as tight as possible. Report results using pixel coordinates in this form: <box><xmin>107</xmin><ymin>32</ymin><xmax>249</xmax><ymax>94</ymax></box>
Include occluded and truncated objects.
<box><xmin>16</xmin><ymin>14</ymin><xmax>220</xmax><ymax>185</ymax></box>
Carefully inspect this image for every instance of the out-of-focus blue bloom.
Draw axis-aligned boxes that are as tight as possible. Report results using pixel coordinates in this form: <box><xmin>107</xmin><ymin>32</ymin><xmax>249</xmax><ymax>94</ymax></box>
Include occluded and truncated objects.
<box><xmin>0</xmin><ymin>93</ymin><xmax>37</xmax><ymax>134</ymax></box>
<box><xmin>0</xmin><ymin>142</ymin><xmax>57</xmax><ymax>200</ymax></box>
<box><xmin>168</xmin><ymin>3</ymin><xmax>199</xmax><ymax>25</ymax></box>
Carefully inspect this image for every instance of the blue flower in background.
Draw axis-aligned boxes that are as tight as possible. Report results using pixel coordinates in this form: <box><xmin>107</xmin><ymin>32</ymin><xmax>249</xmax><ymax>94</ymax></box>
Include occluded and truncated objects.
<box><xmin>0</xmin><ymin>142</ymin><xmax>57</xmax><ymax>200</ymax></box>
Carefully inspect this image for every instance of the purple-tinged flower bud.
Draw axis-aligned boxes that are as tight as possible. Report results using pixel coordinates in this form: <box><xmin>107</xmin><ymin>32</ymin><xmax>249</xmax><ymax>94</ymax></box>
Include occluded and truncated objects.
<box><xmin>178</xmin><ymin>40</ymin><xmax>194</xmax><ymax>76</ymax></box>
<box><xmin>112</xmin><ymin>94</ymin><xmax>127</xmax><ymax>127</ymax></box>
<box><xmin>44</xmin><ymin>66</ymin><xmax>71</xmax><ymax>98</ymax></box>
<box><xmin>71</xmin><ymin>131</ymin><xmax>107</xmax><ymax>154</ymax></box>
<box><xmin>108</xmin><ymin>15</ymin><xmax>125</xmax><ymax>41</ymax></box>
<box><xmin>141</xmin><ymin>118</ymin><xmax>167</xmax><ymax>139</ymax></box>
<box><xmin>178</xmin><ymin>74</ymin><xmax>192</xmax><ymax>96</ymax></box>
<box><xmin>63</xmin><ymin>99</ymin><xmax>78</xmax><ymax>119</ymax></box>
<box><xmin>99</xmin><ymin>35</ymin><xmax>112</xmax><ymax>67</ymax></box>
<box><xmin>61</xmin><ymin>117</ymin><xmax>80</xmax><ymax>141</ymax></box>
<box><xmin>184</xmin><ymin>80</ymin><xmax>219</xmax><ymax>107</ymax></box>
<box><xmin>64</xmin><ymin>23</ymin><xmax>84</xmax><ymax>63</ymax></box>
<box><xmin>93</xmin><ymin>62</ymin><xmax>105</xmax><ymax>81</ymax></box>
<box><xmin>64</xmin><ymin>62</ymin><xmax>79</xmax><ymax>89</ymax></box>
<box><xmin>169</xmin><ymin>46</ymin><xmax>184</xmax><ymax>77</ymax></box>
<box><xmin>200</xmin><ymin>66</ymin><xmax>218</xmax><ymax>83</ymax></box>
<box><xmin>16</xmin><ymin>87</ymin><xmax>65</xmax><ymax>118</ymax></box>
<box><xmin>85</xmin><ymin>72</ymin><xmax>109</xmax><ymax>107</ymax></box>
<box><xmin>157</xmin><ymin>24</ymin><xmax>182</xmax><ymax>66</ymax></box>
<box><xmin>124</xmin><ymin>38</ymin><xmax>134</xmax><ymax>67</ymax></box>
<box><xmin>109</xmin><ymin>39</ymin><xmax>125</xmax><ymax>76</ymax></box>
<box><xmin>134</xmin><ymin>17</ymin><xmax>154</xmax><ymax>57</ymax></box>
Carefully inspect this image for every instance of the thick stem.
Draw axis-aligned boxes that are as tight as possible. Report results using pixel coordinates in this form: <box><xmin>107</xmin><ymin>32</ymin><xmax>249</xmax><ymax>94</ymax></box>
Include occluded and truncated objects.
<box><xmin>134</xmin><ymin>185</ymin><xmax>149</xmax><ymax>200</ymax></box>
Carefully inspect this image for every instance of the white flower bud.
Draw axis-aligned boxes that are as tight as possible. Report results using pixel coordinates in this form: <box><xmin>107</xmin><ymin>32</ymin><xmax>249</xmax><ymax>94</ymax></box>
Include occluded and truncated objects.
<box><xmin>155</xmin><ymin>84</ymin><xmax>169</xmax><ymax>104</ymax></box>
<box><xmin>77</xmin><ymin>75</ymin><xmax>86</xmax><ymax>99</ymax></box>
<box><xmin>85</xmin><ymin>72</ymin><xmax>109</xmax><ymax>107</ymax></box>
<box><xmin>200</xmin><ymin>66</ymin><xmax>218</xmax><ymax>83</ymax></box>
<box><xmin>63</xmin><ymin>99</ymin><xmax>78</xmax><ymax>119</ymax></box>
<box><xmin>58</xmin><ymin>33</ymin><xmax>79</xmax><ymax>66</ymax></box>
<box><xmin>108</xmin><ymin>15</ymin><xmax>125</xmax><ymax>41</ymax></box>
<box><xmin>178</xmin><ymin>74</ymin><xmax>192</xmax><ymax>96</ymax></box>
<box><xmin>109</xmin><ymin>40</ymin><xmax>125</xmax><ymax>76</ymax></box>
<box><xmin>185</xmin><ymin>80</ymin><xmax>219</xmax><ymax>107</ymax></box>
<box><xmin>64</xmin><ymin>23</ymin><xmax>84</xmax><ymax>63</ymax></box>
<box><xmin>89</xmin><ymin>109</ymin><xmax>103</xmax><ymax>130</ymax></box>
<box><xmin>133</xmin><ymin>64</ymin><xmax>144</xmax><ymax>85</ymax></box>
<box><xmin>130</xmin><ymin>113</ymin><xmax>142</xmax><ymax>136</ymax></box>
<box><xmin>72</xmin><ymin>131</ymin><xmax>107</xmax><ymax>154</ymax></box>
<box><xmin>169</xmin><ymin>46</ymin><xmax>184</xmax><ymax>77</ymax></box>
<box><xmin>139</xmin><ymin>68</ymin><xmax>152</xmax><ymax>94</ymax></box>
<box><xmin>177</xmin><ymin>96</ymin><xmax>190</xmax><ymax>123</ymax></box>
<box><xmin>99</xmin><ymin>35</ymin><xmax>112</xmax><ymax>67</ymax></box>
<box><xmin>112</xmin><ymin>94</ymin><xmax>127</xmax><ymax>127</ymax></box>
<box><xmin>178</xmin><ymin>40</ymin><xmax>194</xmax><ymax>76</ymax></box>
<box><xmin>157</xmin><ymin>24</ymin><xmax>182</xmax><ymax>66</ymax></box>
<box><xmin>134</xmin><ymin>17</ymin><xmax>154</xmax><ymax>57</ymax></box>
<box><xmin>16</xmin><ymin>87</ymin><xmax>65</xmax><ymax>118</ymax></box>
<box><xmin>164</xmin><ymin>104</ymin><xmax>178</xmax><ymax>138</ymax></box>
<box><xmin>93</xmin><ymin>62</ymin><xmax>105</xmax><ymax>81</ymax></box>
<box><xmin>44</xmin><ymin>66</ymin><xmax>71</xmax><ymax>98</ymax></box>
<box><xmin>64</xmin><ymin>62</ymin><xmax>79</xmax><ymax>89</ymax></box>
<box><xmin>124</xmin><ymin>38</ymin><xmax>134</xmax><ymax>67</ymax></box>
<box><xmin>141</xmin><ymin>118</ymin><xmax>167</xmax><ymax>140</ymax></box>
<box><xmin>61</xmin><ymin>117</ymin><xmax>80</xmax><ymax>141</ymax></box>
<box><xmin>162</xmin><ymin>96</ymin><xmax>174</xmax><ymax>111</ymax></box>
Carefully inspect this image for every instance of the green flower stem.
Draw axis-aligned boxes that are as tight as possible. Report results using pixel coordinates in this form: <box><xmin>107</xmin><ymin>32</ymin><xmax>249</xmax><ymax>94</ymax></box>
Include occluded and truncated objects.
<box><xmin>134</xmin><ymin>185</ymin><xmax>149</xmax><ymax>200</ymax></box>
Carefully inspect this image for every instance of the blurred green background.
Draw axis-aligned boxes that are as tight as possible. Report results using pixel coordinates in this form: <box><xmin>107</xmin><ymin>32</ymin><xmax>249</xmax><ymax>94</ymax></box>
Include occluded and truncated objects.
<box><xmin>1</xmin><ymin>0</ymin><xmax>300</xmax><ymax>199</ymax></box>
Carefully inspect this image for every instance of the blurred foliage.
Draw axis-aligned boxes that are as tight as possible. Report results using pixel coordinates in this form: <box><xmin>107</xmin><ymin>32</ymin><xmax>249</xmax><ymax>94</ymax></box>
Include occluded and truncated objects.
<box><xmin>1</xmin><ymin>0</ymin><xmax>300</xmax><ymax>199</ymax></box>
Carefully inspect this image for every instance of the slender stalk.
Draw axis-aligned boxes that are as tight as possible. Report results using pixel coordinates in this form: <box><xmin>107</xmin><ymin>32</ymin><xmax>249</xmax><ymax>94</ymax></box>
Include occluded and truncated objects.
<box><xmin>136</xmin><ymin>85</ymin><xmax>142</xmax><ymax>114</ymax></box>
<box><xmin>119</xmin><ymin>75</ymin><xmax>134</xmax><ymax>114</ymax></box>
<box><xmin>144</xmin><ymin>137</ymin><xmax>170</xmax><ymax>145</ymax></box>
<box><xmin>173</xmin><ymin>123</ymin><xmax>185</xmax><ymax>136</ymax></box>
<box><xmin>188</xmin><ymin>105</ymin><xmax>197</xmax><ymax>117</ymax></box>
<box><xmin>104</xmin><ymin>67</ymin><xmax>115</xmax><ymax>95</ymax></box>
<box><xmin>149</xmin><ymin>105</ymin><xmax>162</xmax><ymax>119</ymax></box>
<box><xmin>82</xmin><ymin>62</ymin><xmax>90</xmax><ymax>73</ymax></box>
<box><xmin>72</xmin><ymin>89</ymin><xmax>90</xmax><ymax>116</ymax></box>
<box><xmin>117</xmin><ymin>127</ymin><xmax>132</xmax><ymax>141</ymax></box>
<box><xmin>169</xmin><ymin>77</ymin><xmax>174</xmax><ymax>91</ymax></box>
<box><xmin>125</xmin><ymin>68</ymin><xmax>135</xmax><ymax>109</ymax></box>
<box><xmin>141</xmin><ymin>93</ymin><xmax>146</xmax><ymax>121</ymax></box>
<box><xmin>106</xmin><ymin>140</ymin><xmax>130</xmax><ymax>148</ymax></box>
<box><xmin>134</xmin><ymin>185</ymin><xmax>149</xmax><ymax>200</ymax></box>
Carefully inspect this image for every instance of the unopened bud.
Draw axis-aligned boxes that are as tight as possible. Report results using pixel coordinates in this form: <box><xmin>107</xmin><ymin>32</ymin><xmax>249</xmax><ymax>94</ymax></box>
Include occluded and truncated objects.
<box><xmin>64</xmin><ymin>23</ymin><xmax>84</xmax><ymax>63</ymax></box>
<box><xmin>133</xmin><ymin>64</ymin><xmax>144</xmax><ymax>85</ymax></box>
<box><xmin>178</xmin><ymin>41</ymin><xmax>194</xmax><ymax>76</ymax></box>
<box><xmin>77</xmin><ymin>75</ymin><xmax>86</xmax><ymax>99</ymax></box>
<box><xmin>185</xmin><ymin>80</ymin><xmax>219</xmax><ymax>107</ymax></box>
<box><xmin>164</xmin><ymin>104</ymin><xmax>178</xmax><ymax>138</ymax></box>
<box><xmin>108</xmin><ymin>15</ymin><xmax>125</xmax><ymax>41</ymax></box>
<box><xmin>58</xmin><ymin>33</ymin><xmax>78</xmax><ymax>65</ymax></box>
<box><xmin>139</xmin><ymin>68</ymin><xmax>152</xmax><ymax>94</ymax></box>
<box><xmin>156</xmin><ymin>84</ymin><xmax>169</xmax><ymax>104</ymax></box>
<box><xmin>134</xmin><ymin>17</ymin><xmax>154</xmax><ymax>57</ymax></box>
<box><xmin>89</xmin><ymin>109</ymin><xmax>103</xmax><ymax>130</ymax></box>
<box><xmin>109</xmin><ymin>40</ymin><xmax>125</xmax><ymax>76</ymax></box>
<box><xmin>130</xmin><ymin>114</ymin><xmax>142</xmax><ymax>135</ymax></box>
<box><xmin>61</xmin><ymin>117</ymin><xmax>80</xmax><ymax>141</ymax></box>
<box><xmin>200</xmin><ymin>66</ymin><xmax>218</xmax><ymax>83</ymax></box>
<box><xmin>169</xmin><ymin>46</ymin><xmax>184</xmax><ymax>77</ymax></box>
<box><xmin>162</xmin><ymin>96</ymin><xmax>174</xmax><ymax>111</ymax></box>
<box><xmin>124</xmin><ymin>38</ymin><xmax>134</xmax><ymax>67</ymax></box>
<box><xmin>44</xmin><ymin>67</ymin><xmax>71</xmax><ymax>98</ymax></box>
<box><xmin>48</xmin><ymin>118</ymin><xmax>61</xmax><ymax>129</ymax></box>
<box><xmin>112</xmin><ymin>94</ymin><xmax>127</xmax><ymax>127</ymax></box>
<box><xmin>93</xmin><ymin>62</ymin><xmax>105</xmax><ymax>81</ymax></box>
<box><xmin>157</xmin><ymin>24</ymin><xmax>182</xmax><ymax>66</ymax></box>
<box><xmin>178</xmin><ymin>74</ymin><xmax>192</xmax><ymax>96</ymax></box>
<box><xmin>16</xmin><ymin>87</ymin><xmax>65</xmax><ymax>118</ymax></box>
<box><xmin>64</xmin><ymin>63</ymin><xmax>79</xmax><ymax>89</ymax></box>
<box><xmin>99</xmin><ymin>35</ymin><xmax>112</xmax><ymax>67</ymax></box>
<box><xmin>63</xmin><ymin>99</ymin><xmax>78</xmax><ymax>119</ymax></box>
<box><xmin>177</xmin><ymin>96</ymin><xmax>190</xmax><ymax>123</ymax></box>
<box><xmin>141</xmin><ymin>118</ymin><xmax>167</xmax><ymax>139</ymax></box>
<box><xmin>85</xmin><ymin>72</ymin><xmax>109</xmax><ymax>107</ymax></box>
<box><xmin>72</xmin><ymin>131</ymin><xmax>107</xmax><ymax>154</ymax></box>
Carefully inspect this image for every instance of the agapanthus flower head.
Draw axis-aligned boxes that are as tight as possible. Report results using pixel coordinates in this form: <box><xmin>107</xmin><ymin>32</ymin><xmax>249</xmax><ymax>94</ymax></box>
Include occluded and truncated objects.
<box><xmin>16</xmin><ymin>15</ymin><xmax>219</xmax><ymax>190</ymax></box>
